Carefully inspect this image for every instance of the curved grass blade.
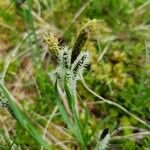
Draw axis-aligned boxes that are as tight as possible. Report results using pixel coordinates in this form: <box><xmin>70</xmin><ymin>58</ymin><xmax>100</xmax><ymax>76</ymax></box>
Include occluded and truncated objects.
<box><xmin>0</xmin><ymin>83</ymin><xmax>50</xmax><ymax>150</ymax></box>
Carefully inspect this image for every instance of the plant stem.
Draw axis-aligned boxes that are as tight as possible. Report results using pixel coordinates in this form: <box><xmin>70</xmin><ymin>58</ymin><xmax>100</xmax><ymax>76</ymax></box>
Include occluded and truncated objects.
<box><xmin>81</xmin><ymin>76</ymin><xmax>150</xmax><ymax>129</ymax></box>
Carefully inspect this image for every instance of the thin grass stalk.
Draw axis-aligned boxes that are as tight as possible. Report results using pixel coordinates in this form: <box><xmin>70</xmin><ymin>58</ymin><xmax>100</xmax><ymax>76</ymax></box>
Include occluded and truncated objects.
<box><xmin>64</xmin><ymin>78</ymin><xmax>86</xmax><ymax>149</ymax></box>
<box><xmin>81</xmin><ymin>76</ymin><xmax>150</xmax><ymax>129</ymax></box>
<box><xmin>0</xmin><ymin>83</ymin><xmax>50</xmax><ymax>149</ymax></box>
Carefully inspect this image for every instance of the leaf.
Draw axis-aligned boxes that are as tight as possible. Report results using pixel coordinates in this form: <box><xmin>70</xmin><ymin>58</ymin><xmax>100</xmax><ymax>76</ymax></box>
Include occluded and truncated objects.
<box><xmin>54</xmin><ymin>81</ymin><xmax>74</xmax><ymax>133</ymax></box>
<box><xmin>64</xmin><ymin>77</ymin><xmax>85</xmax><ymax>147</ymax></box>
<box><xmin>0</xmin><ymin>83</ymin><xmax>50</xmax><ymax>150</ymax></box>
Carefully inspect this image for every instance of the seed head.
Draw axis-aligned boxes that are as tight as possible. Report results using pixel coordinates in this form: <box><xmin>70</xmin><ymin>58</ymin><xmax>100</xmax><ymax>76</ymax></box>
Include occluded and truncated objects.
<box><xmin>44</xmin><ymin>33</ymin><xmax>59</xmax><ymax>63</ymax></box>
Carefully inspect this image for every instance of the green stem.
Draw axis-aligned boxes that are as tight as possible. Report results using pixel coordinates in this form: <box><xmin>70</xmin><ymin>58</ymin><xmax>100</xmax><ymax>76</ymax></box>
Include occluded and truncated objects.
<box><xmin>81</xmin><ymin>76</ymin><xmax>150</xmax><ymax>129</ymax></box>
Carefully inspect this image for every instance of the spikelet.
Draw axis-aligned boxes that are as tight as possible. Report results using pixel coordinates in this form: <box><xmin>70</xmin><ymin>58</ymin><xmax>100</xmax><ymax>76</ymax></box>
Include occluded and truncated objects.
<box><xmin>0</xmin><ymin>77</ymin><xmax>15</xmax><ymax>118</ymax></box>
<box><xmin>49</xmin><ymin>67</ymin><xmax>63</xmax><ymax>83</ymax></box>
<box><xmin>71</xmin><ymin>27</ymin><xmax>89</xmax><ymax>63</ymax></box>
<box><xmin>67</xmin><ymin>74</ymin><xmax>76</xmax><ymax>93</ymax></box>
<box><xmin>95</xmin><ymin>129</ymin><xmax>110</xmax><ymax>150</ymax></box>
<box><xmin>71</xmin><ymin>19</ymin><xmax>98</xmax><ymax>64</ymax></box>
<box><xmin>44</xmin><ymin>33</ymin><xmax>59</xmax><ymax>64</ymax></box>
<box><xmin>58</xmin><ymin>46</ymin><xmax>71</xmax><ymax>69</ymax></box>
<box><xmin>72</xmin><ymin>52</ymin><xmax>90</xmax><ymax>79</ymax></box>
<box><xmin>0</xmin><ymin>98</ymin><xmax>7</xmax><ymax>107</ymax></box>
<box><xmin>96</xmin><ymin>134</ymin><xmax>110</xmax><ymax>150</ymax></box>
<box><xmin>0</xmin><ymin>97</ymin><xmax>15</xmax><ymax>118</ymax></box>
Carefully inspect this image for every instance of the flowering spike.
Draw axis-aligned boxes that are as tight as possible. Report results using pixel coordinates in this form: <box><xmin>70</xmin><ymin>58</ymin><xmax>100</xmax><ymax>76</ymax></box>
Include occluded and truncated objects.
<box><xmin>48</xmin><ymin>42</ymin><xmax>90</xmax><ymax>93</ymax></box>
<box><xmin>72</xmin><ymin>52</ymin><xmax>90</xmax><ymax>79</ymax></box>
<box><xmin>44</xmin><ymin>33</ymin><xmax>59</xmax><ymax>64</ymax></box>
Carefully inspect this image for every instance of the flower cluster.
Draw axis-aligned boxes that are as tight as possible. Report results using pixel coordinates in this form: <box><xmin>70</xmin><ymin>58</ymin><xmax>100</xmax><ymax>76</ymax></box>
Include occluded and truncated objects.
<box><xmin>49</xmin><ymin>46</ymin><xmax>90</xmax><ymax>93</ymax></box>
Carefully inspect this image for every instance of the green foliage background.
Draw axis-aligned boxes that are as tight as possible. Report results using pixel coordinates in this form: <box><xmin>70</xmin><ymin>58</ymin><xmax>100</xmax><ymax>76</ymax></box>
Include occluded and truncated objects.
<box><xmin>0</xmin><ymin>0</ymin><xmax>150</xmax><ymax>149</ymax></box>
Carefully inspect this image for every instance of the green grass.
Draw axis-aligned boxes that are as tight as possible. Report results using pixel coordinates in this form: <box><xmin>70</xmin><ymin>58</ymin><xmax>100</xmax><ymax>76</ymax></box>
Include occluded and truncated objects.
<box><xmin>0</xmin><ymin>0</ymin><xmax>150</xmax><ymax>149</ymax></box>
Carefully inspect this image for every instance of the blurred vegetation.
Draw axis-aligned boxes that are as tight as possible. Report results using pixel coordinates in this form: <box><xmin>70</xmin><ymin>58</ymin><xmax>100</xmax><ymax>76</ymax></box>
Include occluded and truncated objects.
<box><xmin>0</xmin><ymin>0</ymin><xmax>150</xmax><ymax>149</ymax></box>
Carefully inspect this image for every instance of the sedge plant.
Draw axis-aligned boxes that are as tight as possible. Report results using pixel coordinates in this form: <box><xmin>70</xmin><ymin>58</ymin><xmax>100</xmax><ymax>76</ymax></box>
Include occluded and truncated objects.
<box><xmin>49</xmin><ymin>44</ymin><xmax>91</xmax><ymax>149</ymax></box>
<box><xmin>44</xmin><ymin>20</ymin><xmax>150</xmax><ymax>149</ymax></box>
<box><xmin>44</xmin><ymin>22</ymin><xmax>111</xmax><ymax>149</ymax></box>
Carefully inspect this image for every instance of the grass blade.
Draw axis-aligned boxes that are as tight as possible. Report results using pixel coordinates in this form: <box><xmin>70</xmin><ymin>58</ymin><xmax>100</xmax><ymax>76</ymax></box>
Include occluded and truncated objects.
<box><xmin>0</xmin><ymin>83</ymin><xmax>50</xmax><ymax>150</ymax></box>
<box><xmin>54</xmin><ymin>81</ymin><xmax>74</xmax><ymax>134</ymax></box>
<box><xmin>64</xmin><ymin>78</ymin><xmax>85</xmax><ymax>148</ymax></box>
